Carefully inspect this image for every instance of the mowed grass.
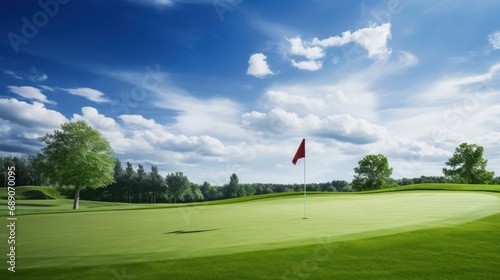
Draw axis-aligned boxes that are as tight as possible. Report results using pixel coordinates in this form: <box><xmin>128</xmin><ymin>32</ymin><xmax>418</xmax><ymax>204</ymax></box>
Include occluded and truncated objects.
<box><xmin>0</xmin><ymin>184</ymin><xmax>499</xmax><ymax>279</ymax></box>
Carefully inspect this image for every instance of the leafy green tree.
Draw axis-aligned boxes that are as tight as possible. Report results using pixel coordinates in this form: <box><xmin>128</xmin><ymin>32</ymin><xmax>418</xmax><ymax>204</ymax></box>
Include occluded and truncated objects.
<box><xmin>134</xmin><ymin>164</ymin><xmax>146</xmax><ymax>203</ymax></box>
<box><xmin>106</xmin><ymin>159</ymin><xmax>124</xmax><ymax>202</ymax></box>
<box><xmin>352</xmin><ymin>154</ymin><xmax>393</xmax><ymax>191</ymax></box>
<box><xmin>224</xmin><ymin>173</ymin><xmax>243</xmax><ymax>198</ymax></box>
<box><xmin>165</xmin><ymin>172</ymin><xmax>189</xmax><ymax>203</ymax></box>
<box><xmin>443</xmin><ymin>142</ymin><xmax>494</xmax><ymax>184</ymax></box>
<box><xmin>27</xmin><ymin>153</ymin><xmax>47</xmax><ymax>186</ymax></box>
<box><xmin>38</xmin><ymin>121</ymin><xmax>115</xmax><ymax>209</ymax></box>
<box><xmin>201</xmin><ymin>181</ymin><xmax>211</xmax><ymax>200</ymax></box>
<box><xmin>148</xmin><ymin>165</ymin><xmax>165</xmax><ymax>203</ymax></box>
<box><xmin>123</xmin><ymin>162</ymin><xmax>137</xmax><ymax>203</ymax></box>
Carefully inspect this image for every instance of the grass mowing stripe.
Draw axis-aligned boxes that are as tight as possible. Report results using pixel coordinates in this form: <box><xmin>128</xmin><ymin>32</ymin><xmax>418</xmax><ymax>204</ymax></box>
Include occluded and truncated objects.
<box><xmin>3</xmin><ymin>212</ymin><xmax>500</xmax><ymax>279</ymax></box>
<box><xmin>3</xmin><ymin>191</ymin><xmax>499</xmax><ymax>270</ymax></box>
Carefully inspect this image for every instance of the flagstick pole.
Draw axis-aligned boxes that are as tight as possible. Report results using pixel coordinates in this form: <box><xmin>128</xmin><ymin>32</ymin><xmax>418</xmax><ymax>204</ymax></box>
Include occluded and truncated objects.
<box><xmin>303</xmin><ymin>154</ymin><xmax>307</xmax><ymax>219</ymax></box>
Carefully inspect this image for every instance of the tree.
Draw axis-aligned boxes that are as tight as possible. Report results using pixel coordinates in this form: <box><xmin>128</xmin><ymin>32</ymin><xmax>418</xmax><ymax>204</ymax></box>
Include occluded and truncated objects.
<box><xmin>135</xmin><ymin>164</ymin><xmax>146</xmax><ymax>203</ymax></box>
<box><xmin>38</xmin><ymin>121</ymin><xmax>115</xmax><ymax>209</ymax></box>
<box><xmin>105</xmin><ymin>159</ymin><xmax>123</xmax><ymax>201</ymax></box>
<box><xmin>352</xmin><ymin>154</ymin><xmax>393</xmax><ymax>191</ymax></box>
<box><xmin>443</xmin><ymin>142</ymin><xmax>495</xmax><ymax>184</ymax></box>
<box><xmin>201</xmin><ymin>181</ymin><xmax>211</xmax><ymax>200</ymax></box>
<box><xmin>148</xmin><ymin>165</ymin><xmax>165</xmax><ymax>203</ymax></box>
<box><xmin>123</xmin><ymin>162</ymin><xmax>137</xmax><ymax>203</ymax></box>
<box><xmin>224</xmin><ymin>173</ymin><xmax>243</xmax><ymax>198</ymax></box>
<box><xmin>165</xmin><ymin>172</ymin><xmax>189</xmax><ymax>203</ymax></box>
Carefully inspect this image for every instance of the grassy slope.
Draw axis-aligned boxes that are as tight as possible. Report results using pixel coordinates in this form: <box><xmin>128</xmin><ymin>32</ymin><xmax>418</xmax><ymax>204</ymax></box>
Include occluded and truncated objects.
<box><xmin>0</xmin><ymin>186</ymin><xmax>64</xmax><ymax>200</ymax></box>
<box><xmin>3</xmin><ymin>209</ymin><xmax>500</xmax><ymax>279</ymax></box>
<box><xmin>1</xmin><ymin>184</ymin><xmax>499</xmax><ymax>279</ymax></box>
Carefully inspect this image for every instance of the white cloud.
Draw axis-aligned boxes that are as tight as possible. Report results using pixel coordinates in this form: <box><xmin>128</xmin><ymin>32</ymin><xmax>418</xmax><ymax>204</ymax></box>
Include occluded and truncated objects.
<box><xmin>155</xmin><ymin>92</ymin><xmax>247</xmax><ymax>138</ymax></box>
<box><xmin>312</xmin><ymin>23</ymin><xmax>392</xmax><ymax>59</ymax></box>
<box><xmin>0</xmin><ymin>98</ymin><xmax>67</xmax><ymax>128</ymax></box>
<box><xmin>246</xmin><ymin>53</ymin><xmax>274</xmax><ymax>78</ymax></box>
<box><xmin>287</xmin><ymin>36</ymin><xmax>325</xmax><ymax>60</ymax></box>
<box><xmin>29</xmin><ymin>67</ymin><xmax>48</xmax><ymax>82</ymax></box>
<box><xmin>7</xmin><ymin>86</ymin><xmax>53</xmax><ymax>104</ymax></box>
<box><xmin>287</xmin><ymin>23</ymin><xmax>392</xmax><ymax>71</ymax></box>
<box><xmin>72</xmin><ymin>107</ymin><xmax>120</xmax><ymax>131</ymax></box>
<box><xmin>290</xmin><ymin>59</ymin><xmax>323</xmax><ymax>71</ymax></box>
<box><xmin>119</xmin><ymin>114</ymin><xmax>158</xmax><ymax>128</ymax></box>
<box><xmin>4</xmin><ymin>68</ymin><xmax>48</xmax><ymax>81</ymax></box>
<box><xmin>242</xmin><ymin>107</ymin><xmax>387</xmax><ymax>145</ymax></box>
<box><xmin>489</xmin><ymin>31</ymin><xmax>500</xmax><ymax>50</ymax></box>
<box><xmin>4</xmin><ymin>70</ymin><xmax>22</xmax><ymax>80</ymax></box>
<box><xmin>63</xmin><ymin>87</ymin><xmax>110</xmax><ymax>103</ymax></box>
<box><xmin>0</xmin><ymin>98</ymin><xmax>68</xmax><ymax>154</ymax></box>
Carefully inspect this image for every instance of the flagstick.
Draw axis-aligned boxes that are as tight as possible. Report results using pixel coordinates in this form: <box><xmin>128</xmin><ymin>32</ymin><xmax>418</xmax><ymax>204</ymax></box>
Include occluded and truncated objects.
<box><xmin>303</xmin><ymin>155</ymin><xmax>307</xmax><ymax>219</ymax></box>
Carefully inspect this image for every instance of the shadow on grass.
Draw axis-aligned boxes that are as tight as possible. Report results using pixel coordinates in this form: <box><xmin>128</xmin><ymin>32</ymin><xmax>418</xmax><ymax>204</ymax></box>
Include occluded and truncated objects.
<box><xmin>165</xmin><ymin>229</ymin><xmax>220</xmax><ymax>234</ymax></box>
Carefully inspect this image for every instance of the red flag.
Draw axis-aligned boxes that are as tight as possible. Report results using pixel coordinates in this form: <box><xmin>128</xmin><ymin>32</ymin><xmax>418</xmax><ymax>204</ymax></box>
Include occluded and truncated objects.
<box><xmin>292</xmin><ymin>138</ymin><xmax>305</xmax><ymax>165</ymax></box>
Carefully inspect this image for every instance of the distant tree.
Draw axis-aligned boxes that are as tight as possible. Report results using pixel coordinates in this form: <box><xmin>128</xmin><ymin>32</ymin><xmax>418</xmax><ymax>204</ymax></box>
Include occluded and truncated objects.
<box><xmin>331</xmin><ymin>180</ymin><xmax>349</xmax><ymax>191</ymax></box>
<box><xmin>352</xmin><ymin>154</ymin><xmax>393</xmax><ymax>191</ymax></box>
<box><xmin>26</xmin><ymin>153</ymin><xmax>47</xmax><ymax>186</ymax></box>
<box><xmin>201</xmin><ymin>181</ymin><xmax>211</xmax><ymax>200</ymax></box>
<box><xmin>224</xmin><ymin>173</ymin><xmax>243</xmax><ymax>198</ymax></box>
<box><xmin>107</xmin><ymin>159</ymin><xmax>124</xmax><ymax>201</ymax></box>
<box><xmin>492</xmin><ymin>176</ymin><xmax>500</xmax><ymax>185</ymax></box>
<box><xmin>123</xmin><ymin>162</ymin><xmax>137</xmax><ymax>203</ymax></box>
<box><xmin>148</xmin><ymin>166</ymin><xmax>165</xmax><ymax>203</ymax></box>
<box><xmin>38</xmin><ymin>121</ymin><xmax>115</xmax><ymax>209</ymax></box>
<box><xmin>182</xmin><ymin>183</ymin><xmax>204</xmax><ymax>202</ymax></box>
<box><xmin>135</xmin><ymin>164</ymin><xmax>146</xmax><ymax>203</ymax></box>
<box><xmin>165</xmin><ymin>172</ymin><xmax>189</xmax><ymax>203</ymax></box>
<box><xmin>443</xmin><ymin>142</ymin><xmax>495</xmax><ymax>184</ymax></box>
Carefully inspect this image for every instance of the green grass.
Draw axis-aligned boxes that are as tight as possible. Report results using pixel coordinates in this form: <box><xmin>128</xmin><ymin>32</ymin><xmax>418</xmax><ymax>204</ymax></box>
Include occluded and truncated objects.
<box><xmin>367</xmin><ymin>183</ymin><xmax>500</xmax><ymax>193</ymax></box>
<box><xmin>0</xmin><ymin>184</ymin><xmax>499</xmax><ymax>279</ymax></box>
<box><xmin>0</xmin><ymin>186</ymin><xmax>65</xmax><ymax>200</ymax></box>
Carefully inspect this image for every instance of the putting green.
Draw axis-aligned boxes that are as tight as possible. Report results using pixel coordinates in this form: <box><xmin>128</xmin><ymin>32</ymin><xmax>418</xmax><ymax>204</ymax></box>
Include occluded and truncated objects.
<box><xmin>13</xmin><ymin>191</ymin><xmax>500</xmax><ymax>269</ymax></box>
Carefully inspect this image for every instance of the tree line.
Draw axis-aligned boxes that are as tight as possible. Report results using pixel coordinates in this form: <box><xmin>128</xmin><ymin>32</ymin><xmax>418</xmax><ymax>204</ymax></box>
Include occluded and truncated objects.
<box><xmin>351</xmin><ymin>142</ymin><xmax>499</xmax><ymax>191</ymax></box>
<box><xmin>1</xmin><ymin>121</ymin><xmax>499</xmax><ymax>209</ymax></box>
<box><xmin>3</xmin><ymin>152</ymin><xmax>499</xmax><ymax>204</ymax></box>
<box><xmin>62</xmin><ymin>160</ymin><xmax>354</xmax><ymax>203</ymax></box>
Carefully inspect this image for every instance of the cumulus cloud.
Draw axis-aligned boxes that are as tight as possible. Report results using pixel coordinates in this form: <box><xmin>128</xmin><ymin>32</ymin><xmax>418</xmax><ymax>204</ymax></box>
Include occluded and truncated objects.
<box><xmin>290</xmin><ymin>59</ymin><xmax>323</xmax><ymax>71</ymax></box>
<box><xmin>287</xmin><ymin>23</ymin><xmax>392</xmax><ymax>71</ymax></box>
<box><xmin>63</xmin><ymin>87</ymin><xmax>110</xmax><ymax>103</ymax></box>
<box><xmin>489</xmin><ymin>31</ymin><xmax>500</xmax><ymax>50</ymax></box>
<box><xmin>70</xmin><ymin>107</ymin><xmax>250</xmax><ymax>163</ymax></box>
<box><xmin>119</xmin><ymin>114</ymin><xmax>158</xmax><ymax>128</ymax></box>
<box><xmin>287</xmin><ymin>36</ymin><xmax>325</xmax><ymax>60</ymax></box>
<box><xmin>0</xmin><ymin>98</ymin><xmax>67</xmax><ymax>128</ymax></box>
<box><xmin>0</xmin><ymin>98</ymin><xmax>67</xmax><ymax>153</ymax></box>
<box><xmin>7</xmin><ymin>86</ymin><xmax>53</xmax><ymax>104</ymax></box>
<box><xmin>246</xmin><ymin>53</ymin><xmax>274</xmax><ymax>78</ymax></box>
<box><xmin>242</xmin><ymin>107</ymin><xmax>387</xmax><ymax>145</ymax></box>
<box><xmin>312</xmin><ymin>23</ymin><xmax>392</xmax><ymax>59</ymax></box>
<box><xmin>155</xmin><ymin>92</ymin><xmax>246</xmax><ymax>138</ymax></box>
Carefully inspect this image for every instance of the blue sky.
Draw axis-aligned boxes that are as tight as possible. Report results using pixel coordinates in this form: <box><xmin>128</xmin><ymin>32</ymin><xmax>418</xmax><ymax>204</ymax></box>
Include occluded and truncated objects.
<box><xmin>1</xmin><ymin>0</ymin><xmax>499</xmax><ymax>185</ymax></box>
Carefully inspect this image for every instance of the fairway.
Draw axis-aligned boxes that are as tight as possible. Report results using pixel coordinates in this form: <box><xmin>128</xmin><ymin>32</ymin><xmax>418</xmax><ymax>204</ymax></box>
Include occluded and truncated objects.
<box><xmin>11</xmin><ymin>191</ymin><xmax>500</xmax><ymax>269</ymax></box>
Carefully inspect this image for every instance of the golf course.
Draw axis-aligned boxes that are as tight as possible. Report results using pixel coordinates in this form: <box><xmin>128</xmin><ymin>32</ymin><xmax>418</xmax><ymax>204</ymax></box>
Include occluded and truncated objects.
<box><xmin>1</xmin><ymin>184</ymin><xmax>500</xmax><ymax>279</ymax></box>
